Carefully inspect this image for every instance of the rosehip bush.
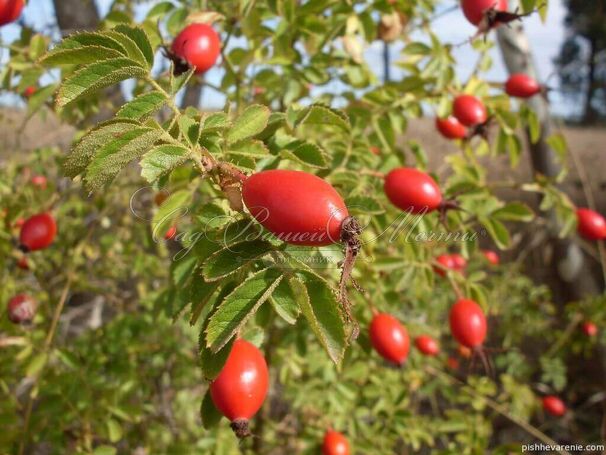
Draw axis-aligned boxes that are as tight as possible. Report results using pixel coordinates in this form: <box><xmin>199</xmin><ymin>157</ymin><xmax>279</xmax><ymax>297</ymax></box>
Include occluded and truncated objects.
<box><xmin>1</xmin><ymin>0</ymin><xmax>605</xmax><ymax>454</ymax></box>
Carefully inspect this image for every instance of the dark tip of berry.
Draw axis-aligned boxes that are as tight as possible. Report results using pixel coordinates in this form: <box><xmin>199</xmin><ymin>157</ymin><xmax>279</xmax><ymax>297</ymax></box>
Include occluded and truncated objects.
<box><xmin>230</xmin><ymin>418</ymin><xmax>251</xmax><ymax>439</ymax></box>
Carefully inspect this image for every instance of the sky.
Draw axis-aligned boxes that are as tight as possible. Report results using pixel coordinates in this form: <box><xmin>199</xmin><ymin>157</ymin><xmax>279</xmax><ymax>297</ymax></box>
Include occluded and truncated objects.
<box><xmin>0</xmin><ymin>0</ymin><xmax>570</xmax><ymax>115</ymax></box>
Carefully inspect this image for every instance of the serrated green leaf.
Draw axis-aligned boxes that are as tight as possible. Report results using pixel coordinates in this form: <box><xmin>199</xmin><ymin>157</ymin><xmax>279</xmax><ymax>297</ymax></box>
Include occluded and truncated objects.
<box><xmin>114</xmin><ymin>25</ymin><xmax>155</xmax><ymax>68</ymax></box>
<box><xmin>41</xmin><ymin>45</ymin><xmax>123</xmax><ymax>66</ymax></box>
<box><xmin>116</xmin><ymin>91</ymin><xmax>166</xmax><ymax>120</ymax></box>
<box><xmin>296</xmin><ymin>104</ymin><xmax>350</xmax><ymax>132</ymax></box>
<box><xmin>170</xmin><ymin>68</ymin><xmax>194</xmax><ymax>95</ymax></box>
<box><xmin>152</xmin><ymin>189</ymin><xmax>193</xmax><ymax>238</ymax></box>
<box><xmin>480</xmin><ymin>217</ymin><xmax>511</xmax><ymax>250</ymax></box>
<box><xmin>345</xmin><ymin>195</ymin><xmax>384</xmax><ymax>215</ymax></box>
<box><xmin>269</xmin><ymin>277</ymin><xmax>301</xmax><ymax>324</ymax></box>
<box><xmin>105</xmin><ymin>30</ymin><xmax>149</xmax><ymax>69</ymax></box>
<box><xmin>201</xmin><ymin>112</ymin><xmax>231</xmax><ymax>133</ymax></box>
<box><xmin>227</xmin><ymin>104</ymin><xmax>270</xmax><ymax>144</ymax></box>
<box><xmin>199</xmin><ymin>320</ymin><xmax>235</xmax><ymax>380</ymax></box>
<box><xmin>294</xmin><ymin>271</ymin><xmax>346</xmax><ymax>364</ymax></box>
<box><xmin>200</xmin><ymin>389</ymin><xmax>223</xmax><ymax>429</ymax></box>
<box><xmin>63</xmin><ymin>120</ymin><xmax>141</xmax><ymax>178</ymax></box>
<box><xmin>84</xmin><ymin>128</ymin><xmax>163</xmax><ymax>192</ymax></box>
<box><xmin>52</xmin><ymin>31</ymin><xmax>128</xmax><ymax>55</ymax></box>
<box><xmin>57</xmin><ymin>58</ymin><xmax>147</xmax><ymax>107</ymax></box>
<box><xmin>203</xmin><ymin>240</ymin><xmax>275</xmax><ymax>281</ymax></box>
<box><xmin>227</xmin><ymin>139</ymin><xmax>269</xmax><ymax>158</ymax></box>
<box><xmin>281</xmin><ymin>141</ymin><xmax>328</xmax><ymax>168</ymax></box>
<box><xmin>206</xmin><ymin>268</ymin><xmax>283</xmax><ymax>352</ymax></box>
<box><xmin>140</xmin><ymin>144</ymin><xmax>191</xmax><ymax>183</ymax></box>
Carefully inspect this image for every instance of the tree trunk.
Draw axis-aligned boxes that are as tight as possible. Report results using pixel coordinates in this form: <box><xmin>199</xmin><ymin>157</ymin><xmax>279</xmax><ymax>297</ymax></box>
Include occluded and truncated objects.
<box><xmin>52</xmin><ymin>0</ymin><xmax>99</xmax><ymax>34</ymax></box>
<box><xmin>583</xmin><ymin>37</ymin><xmax>597</xmax><ymax>124</ymax></box>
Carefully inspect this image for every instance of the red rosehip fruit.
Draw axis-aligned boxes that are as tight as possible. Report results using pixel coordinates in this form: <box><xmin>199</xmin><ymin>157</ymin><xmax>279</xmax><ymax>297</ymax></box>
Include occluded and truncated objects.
<box><xmin>461</xmin><ymin>0</ymin><xmax>508</xmax><ymax>26</ymax></box>
<box><xmin>369</xmin><ymin>313</ymin><xmax>410</xmax><ymax>365</ymax></box>
<box><xmin>505</xmin><ymin>73</ymin><xmax>541</xmax><ymax>98</ymax></box>
<box><xmin>17</xmin><ymin>256</ymin><xmax>29</xmax><ymax>270</ymax></box>
<box><xmin>23</xmin><ymin>85</ymin><xmax>36</xmax><ymax>98</ymax></box>
<box><xmin>435</xmin><ymin>116</ymin><xmax>468</xmax><ymax>140</ymax></box>
<box><xmin>576</xmin><ymin>208</ymin><xmax>606</xmax><ymax>241</ymax></box>
<box><xmin>434</xmin><ymin>254</ymin><xmax>455</xmax><ymax>277</ymax></box>
<box><xmin>449</xmin><ymin>298</ymin><xmax>487</xmax><ymax>349</ymax></box>
<box><xmin>446</xmin><ymin>356</ymin><xmax>460</xmax><ymax>370</ymax></box>
<box><xmin>482</xmin><ymin>249</ymin><xmax>499</xmax><ymax>265</ymax></box>
<box><xmin>0</xmin><ymin>0</ymin><xmax>24</xmax><ymax>26</ymax></box>
<box><xmin>414</xmin><ymin>335</ymin><xmax>440</xmax><ymax>356</ymax></box>
<box><xmin>582</xmin><ymin>321</ymin><xmax>598</xmax><ymax>337</ymax></box>
<box><xmin>164</xmin><ymin>225</ymin><xmax>177</xmax><ymax>240</ymax></box>
<box><xmin>542</xmin><ymin>395</ymin><xmax>566</xmax><ymax>417</ymax></box>
<box><xmin>7</xmin><ymin>294</ymin><xmax>36</xmax><ymax>324</ymax></box>
<box><xmin>19</xmin><ymin>213</ymin><xmax>57</xmax><ymax>252</ymax></box>
<box><xmin>369</xmin><ymin>145</ymin><xmax>381</xmax><ymax>155</ymax></box>
<box><xmin>242</xmin><ymin>170</ymin><xmax>349</xmax><ymax>246</ymax></box>
<box><xmin>322</xmin><ymin>429</ymin><xmax>350</xmax><ymax>455</ymax></box>
<box><xmin>384</xmin><ymin>167</ymin><xmax>442</xmax><ymax>214</ymax></box>
<box><xmin>171</xmin><ymin>23</ymin><xmax>221</xmax><ymax>74</ymax></box>
<box><xmin>210</xmin><ymin>339</ymin><xmax>269</xmax><ymax>438</ymax></box>
<box><xmin>31</xmin><ymin>175</ymin><xmax>47</xmax><ymax>189</ymax></box>
<box><xmin>450</xmin><ymin>253</ymin><xmax>467</xmax><ymax>272</ymax></box>
<box><xmin>457</xmin><ymin>344</ymin><xmax>472</xmax><ymax>358</ymax></box>
<box><xmin>453</xmin><ymin>95</ymin><xmax>487</xmax><ymax>127</ymax></box>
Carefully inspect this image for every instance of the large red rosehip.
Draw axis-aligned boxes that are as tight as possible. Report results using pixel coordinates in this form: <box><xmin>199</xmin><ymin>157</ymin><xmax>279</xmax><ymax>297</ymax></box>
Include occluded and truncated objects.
<box><xmin>171</xmin><ymin>23</ymin><xmax>221</xmax><ymax>74</ymax></box>
<box><xmin>576</xmin><ymin>208</ymin><xmax>606</xmax><ymax>241</ymax></box>
<box><xmin>369</xmin><ymin>313</ymin><xmax>410</xmax><ymax>365</ymax></box>
<box><xmin>449</xmin><ymin>298</ymin><xmax>487</xmax><ymax>348</ymax></box>
<box><xmin>542</xmin><ymin>395</ymin><xmax>566</xmax><ymax>417</ymax></box>
<box><xmin>482</xmin><ymin>249</ymin><xmax>499</xmax><ymax>265</ymax></box>
<box><xmin>384</xmin><ymin>167</ymin><xmax>442</xmax><ymax>214</ymax></box>
<box><xmin>414</xmin><ymin>335</ymin><xmax>440</xmax><ymax>356</ymax></box>
<box><xmin>453</xmin><ymin>95</ymin><xmax>487</xmax><ymax>127</ymax></box>
<box><xmin>322</xmin><ymin>429</ymin><xmax>350</xmax><ymax>455</ymax></box>
<box><xmin>505</xmin><ymin>73</ymin><xmax>541</xmax><ymax>98</ymax></box>
<box><xmin>461</xmin><ymin>0</ymin><xmax>508</xmax><ymax>26</ymax></box>
<box><xmin>582</xmin><ymin>321</ymin><xmax>598</xmax><ymax>337</ymax></box>
<box><xmin>0</xmin><ymin>0</ymin><xmax>24</xmax><ymax>26</ymax></box>
<box><xmin>435</xmin><ymin>116</ymin><xmax>468</xmax><ymax>140</ymax></box>
<box><xmin>210</xmin><ymin>339</ymin><xmax>269</xmax><ymax>437</ymax></box>
<box><xmin>7</xmin><ymin>294</ymin><xmax>36</xmax><ymax>324</ymax></box>
<box><xmin>242</xmin><ymin>170</ymin><xmax>349</xmax><ymax>246</ymax></box>
<box><xmin>19</xmin><ymin>213</ymin><xmax>57</xmax><ymax>252</ymax></box>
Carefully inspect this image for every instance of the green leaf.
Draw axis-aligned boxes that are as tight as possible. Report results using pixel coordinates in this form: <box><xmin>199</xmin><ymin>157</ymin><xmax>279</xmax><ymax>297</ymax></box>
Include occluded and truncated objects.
<box><xmin>480</xmin><ymin>217</ymin><xmax>511</xmax><ymax>250</ymax></box>
<box><xmin>203</xmin><ymin>240</ymin><xmax>275</xmax><ymax>281</ymax></box>
<box><xmin>345</xmin><ymin>195</ymin><xmax>384</xmax><ymax>215</ymax></box>
<box><xmin>492</xmin><ymin>202</ymin><xmax>534</xmax><ymax>222</ymax></box>
<box><xmin>227</xmin><ymin>139</ymin><xmax>270</xmax><ymax>158</ymax></box>
<box><xmin>296</xmin><ymin>104</ymin><xmax>350</xmax><ymax>132</ymax></box>
<box><xmin>105</xmin><ymin>30</ymin><xmax>149</xmax><ymax>69</ymax></box>
<box><xmin>113</xmin><ymin>25</ymin><xmax>155</xmax><ymax>68</ymax></box>
<box><xmin>140</xmin><ymin>144</ymin><xmax>191</xmax><ymax>183</ymax></box>
<box><xmin>199</xmin><ymin>313</ymin><xmax>235</xmax><ymax>380</ymax></box>
<box><xmin>269</xmin><ymin>277</ymin><xmax>301</xmax><ymax>324</ymax></box>
<box><xmin>200</xmin><ymin>389</ymin><xmax>223</xmax><ymax>429</ymax></box>
<box><xmin>51</xmin><ymin>31</ymin><xmax>128</xmax><ymax>55</ymax></box>
<box><xmin>280</xmin><ymin>141</ymin><xmax>328</xmax><ymax>168</ymax></box>
<box><xmin>40</xmin><ymin>45</ymin><xmax>123</xmax><ymax>66</ymax></box>
<box><xmin>63</xmin><ymin>119</ymin><xmax>140</xmax><ymax>178</ymax></box>
<box><xmin>93</xmin><ymin>446</ymin><xmax>116</xmax><ymax>455</ymax></box>
<box><xmin>152</xmin><ymin>189</ymin><xmax>193</xmax><ymax>238</ymax></box>
<box><xmin>227</xmin><ymin>104</ymin><xmax>270</xmax><ymax>144</ymax></box>
<box><xmin>206</xmin><ymin>268</ymin><xmax>283</xmax><ymax>352</ymax></box>
<box><xmin>403</xmin><ymin>42</ymin><xmax>431</xmax><ymax>55</ymax></box>
<box><xmin>106</xmin><ymin>418</ymin><xmax>123</xmax><ymax>443</ymax></box>
<box><xmin>202</xmin><ymin>112</ymin><xmax>231</xmax><ymax>133</ymax></box>
<box><xmin>116</xmin><ymin>91</ymin><xmax>166</xmax><ymax>120</ymax></box>
<box><xmin>294</xmin><ymin>271</ymin><xmax>347</xmax><ymax>364</ymax></box>
<box><xmin>84</xmin><ymin>128</ymin><xmax>163</xmax><ymax>192</ymax></box>
<box><xmin>170</xmin><ymin>68</ymin><xmax>194</xmax><ymax>95</ymax></box>
<box><xmin>26</xmin><ymin>353</ymin><xmax>48</xmax><ymax>377</ymax></box>
<box><xmin>57</xmin><ymin>58</ymin><xmax>147</xmax><ymax>107</ymax></box>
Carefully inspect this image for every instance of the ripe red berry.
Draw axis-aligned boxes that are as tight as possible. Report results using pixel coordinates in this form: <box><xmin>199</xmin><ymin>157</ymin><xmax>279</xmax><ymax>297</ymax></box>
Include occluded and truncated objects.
<box><xmin>453</xmin><ymin>95</ymin><xmax>487</xmax><ymax>127</ymax></box>
<box><xmin>434</xmin><ymin>254</ymin><xmax>455</xmax><ymax>277</ymax></box>
<box><xmin>435</xmin><ymin>116</ymin><xmax>468</xmax><ymax>140</ymax></box>
<box><xmin>164</xmin><ymin>225</ymin><xmax>177</xmax><ymax>240</ymax></box>
<box><xmin>576</xmin><ymin>208</ymin><xmax>606</xmax><ymax>241</ymax></box>
<box><xmin>482</xmin><ymin>249</ymin><xmax>499</xmax><ymax>265</ymax></box>
<box><xmin>461</xmin><ymin>0</ymin><xmax>508</xmax><ymax>26</ymax></box>
<box><xmin>31</xmin><ymin>175</ymin><xmax>47</xmax><ymax>189</ymax></box>
<box><xmin>369</xmin><ymin>145</ymin><xmax>381</xmax><ymax>155</ymax></box>
<box><xmin>414</xmin><ymin>335</ymin><xmax>440</xmax><ymax>356</ymax></box>
<box><xmin>19</xmin><ymin>213</ymin><xmax>57</xmax><ymax>252</ymax></box>
<box><xmin>582</xmin><ymin>321</ymin><xmax>598</xmax><ymax>337</ymax></box>
<box><xmin>17</xmin><ymin>256</ymin><xmax>29</xmax><ymax>270</ymax></box>
<box><xmin>542</xmin><ymin>395</ymin><xmax>566</xmax><ymax>417</ymax></box>
<box><xmin>322</xmin><ymin>429</ymin><xmax>350</xmax><ymax>455</ymax></box>
<box><xmin>210</xmin><ymin>339</ymin><xmax>269</xmax><ymax>438</ymax></box>
<box><xmin>7</xmin><ymin>294</ymin><xmax>36</xmax><ymax>324</ymax></box>
<box><xmin>242</xmin><ymin>170</ymin><xmax>349</xmax><ymax>246</ymax></box>
<box><xmin>505</xmin><ymin>73</ymin><xmax>541</xmax><ymax>98</ymax></box>
<box><xmin>457</xmin><ymin>344</ymin><xmax>472</xmax><ymax>358</ymax></box>
<box><xmin>0</xmin><ymin>0</ymin><xmax>24</xmax><ymax>26</ymax></box>
<box><xmin>369</xmin><ymin>313</ymin><xmax>410</xmax><ymax>365</ymax></box>
<box><xmin>384</xmin><ymin>168</ymin><xmax>442</xmax><ymax>214</ymax></box>
<box><xmin>171</xmin><ymin>23</ymin><xmax>221</xmax><ymax>74</ymax></box>
<box><xmin>14</xmin><ymin>217</ymin><xmax>25</xmax><ymax>228</ymax></box>
<box><xmin>23</xmin><ymin>85</ymin><xmax>36</xmax><ymax>98</ymax></box>
<box><xmin>449</xmin><ymin>298</ymin><xmax>487</xmax><ymax>348</ymax></box>
<box><xmin>449</xmin><ymin>253</ymin><xmax>467</xmax><ymax>272</ymax></box>
<box><xmin>446</xmin><ymin>356</ymin><xmax>459</xmax><ymax>370</ymax></box>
